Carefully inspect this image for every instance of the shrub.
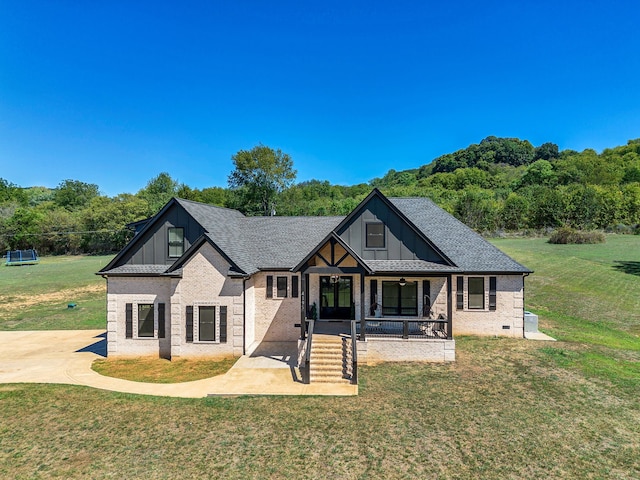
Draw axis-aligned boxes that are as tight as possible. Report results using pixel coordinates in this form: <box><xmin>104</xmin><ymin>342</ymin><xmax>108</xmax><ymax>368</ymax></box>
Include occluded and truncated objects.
<box><xmin>549</xmin><ymin>227</ymin><xmax>606</xmax><ymax>244</ymax></box>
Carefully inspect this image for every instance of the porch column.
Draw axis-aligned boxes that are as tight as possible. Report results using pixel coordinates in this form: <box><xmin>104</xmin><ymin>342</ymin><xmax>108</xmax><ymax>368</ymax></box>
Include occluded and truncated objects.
<box><xmin>300</xmin><ymin>273</ymin><xmax>307</xmax><ymax>340</ymax></box>
<box><xmin>447</xmin><ymin>274</ymin><xmax>453</xmax><ymax>339</ymax></box>
<box><xmin>360</xmin><ymin>273</ymin><xmax>366</xmax><ymax>340</ymax></box>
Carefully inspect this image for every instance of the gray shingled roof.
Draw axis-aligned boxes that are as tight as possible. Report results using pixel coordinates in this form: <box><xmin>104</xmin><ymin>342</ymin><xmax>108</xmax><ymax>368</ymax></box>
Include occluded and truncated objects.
<box><xmin>366</xmin><ymin>259</ymin><xmax>461</xmax><ymax>273</ymax></box>
<box><xmin>101</xmin><ymin>265</ymin><xmax>181</xmax><ymax>276</ymax></box>
<box><xmin>390</xmin><ymin>197</ymin><xmax>531</xmax><ymax>273</ymax></box>
<box><xmin>241</xmin><ymin>216</ymin><xmax>344</xmax><ymax>271</ymax></box>
<box><xmin>176</xmin><ymin>199</ymin><xmax>343</xmax><ymax>274</ymax></box>
<box><xmin>103</xmin><ymin>193</ymin><xmax>529</xmax><ymax>276</ymax></box>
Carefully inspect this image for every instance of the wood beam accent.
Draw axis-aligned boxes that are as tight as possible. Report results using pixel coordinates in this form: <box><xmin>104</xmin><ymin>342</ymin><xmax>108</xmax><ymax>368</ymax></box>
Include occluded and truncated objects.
<box><xmin>330</xmin><ymin>238</ymin><xmax>335</xmax><ymax>265</ymax></box>
<box><xmin>315</xmin><ymin>252</ymin><xmax>331</xmax><ymax>267</ymax></box>
<box><xmin>335</xmin><ymin>251</ymin><xmax>350</xmax><ymax>267</ymax></box>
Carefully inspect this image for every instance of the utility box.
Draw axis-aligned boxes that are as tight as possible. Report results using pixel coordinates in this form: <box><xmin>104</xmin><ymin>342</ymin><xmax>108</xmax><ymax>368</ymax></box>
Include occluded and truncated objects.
<box><xmin>524</xmin><ymin>311</ymin><xmax>538</xmax><ymax>333</ymax></box>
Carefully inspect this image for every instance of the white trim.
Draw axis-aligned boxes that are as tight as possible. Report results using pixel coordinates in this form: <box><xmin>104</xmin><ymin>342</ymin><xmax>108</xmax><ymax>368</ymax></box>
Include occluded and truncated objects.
<box><xmin>462</xmin><ymin>276</ymin><xmax>490</xmax><ymax>312</ymax></box>
<box><xmin>275</xmin><ymin>275</ymin><xmax>289</xmax><ymax>298</ymax></box>
<box><xmin>131</xmin><ymin>296</ymin><xmax>158</xmax><ymax>339</ymax></box>
<box><xmin>194</xmin><ymin>301</ymin><xmax>221</xmax><ymax>343</ymax></box>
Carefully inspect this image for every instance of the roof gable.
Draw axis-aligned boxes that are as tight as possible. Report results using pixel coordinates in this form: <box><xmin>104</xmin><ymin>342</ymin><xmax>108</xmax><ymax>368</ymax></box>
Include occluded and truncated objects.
<box><xmin>100</xmin><ymin>190</ymin><xmax>530</xmax><ymax>277</ymax></box>
<box><xmin>293</xmin><ymin>232</ymin><xmax>372</xmax><ymax>273</ymax></box>
<box><xmin>100</xmin><ymin>198</ymin><xmax>199</xmax><ymax>272</ymax></box>
<box><xmin>166</xmin><ymin>234</ymin><xmax>246</xmax><ymax>276</ymax></box>
<box><xmin>334</xmin><ymin>189</ymin><xmax>454</xmax><ymax>267</ymax></box>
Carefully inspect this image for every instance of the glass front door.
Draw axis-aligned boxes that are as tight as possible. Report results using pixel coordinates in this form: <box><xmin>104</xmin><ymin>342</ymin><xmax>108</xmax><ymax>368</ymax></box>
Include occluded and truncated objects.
<box><xmin>320</xmin><ymin>276</ymin><xmax>353</xmax><ymax>319</ymax></box>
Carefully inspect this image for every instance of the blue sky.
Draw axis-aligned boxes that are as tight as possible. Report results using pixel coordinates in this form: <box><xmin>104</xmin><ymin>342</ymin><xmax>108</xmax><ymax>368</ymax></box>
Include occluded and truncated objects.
<box><xmin>1</xmin><ymin>1</ymin><xmax>639</xmax><ymax>197</ymax></box>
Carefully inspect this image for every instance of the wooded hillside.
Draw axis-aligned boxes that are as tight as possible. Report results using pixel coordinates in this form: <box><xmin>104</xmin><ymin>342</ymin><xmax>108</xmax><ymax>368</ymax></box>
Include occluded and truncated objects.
<box><xmin>2</xmin><ymin>137</ymin><xmax>639</xmax><ymax>255</ymax></box>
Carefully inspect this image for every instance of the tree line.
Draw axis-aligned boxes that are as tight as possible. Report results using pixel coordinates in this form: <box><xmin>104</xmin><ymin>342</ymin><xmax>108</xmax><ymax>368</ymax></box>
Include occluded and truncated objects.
<box><xmin>1</xmin><ymin>138</ymin><xmax>639</xmax><ymax>255</ymax></box>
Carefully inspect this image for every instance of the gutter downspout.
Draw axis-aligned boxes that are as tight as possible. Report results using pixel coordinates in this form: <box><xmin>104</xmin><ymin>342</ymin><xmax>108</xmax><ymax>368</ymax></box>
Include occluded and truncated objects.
<box><xmin>523</xmin><ymin>272</ymin><xmax>530</xmax><ymax>338</ymax></box>
<box><xmin>242</xmin><ymin>277</ymin><xmax>247</xmax><ymax>356</ymax></box>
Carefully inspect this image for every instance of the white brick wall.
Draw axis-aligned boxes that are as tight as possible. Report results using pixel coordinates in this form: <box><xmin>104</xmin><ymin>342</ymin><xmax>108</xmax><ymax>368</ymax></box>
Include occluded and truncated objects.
<box><xmin>452</xmin><ymin>274</ymin><xmax>525</xmax><ymax>338</ymax></box>
<box><xmin>252</xmin><ymin>272</ymin><xmax>300</xmax><ymax>344</ymax></box>
<box><xmin>107</xmin><ymin>243</ymin><xmax>245</xmax><ymax>359</ymax></box>
<box><xmin>175</xmin><ymin>243</ymin><xmax>244</xmax><ymax>358</ymax></box>
<box><xmin>357</xmin><ymin>338</ymin><xmax>455</xmax><ymax>364</ymax></box>
<box><xmin>106</xmin><ymin>276</ymin><xmax>172</xmax><ymax>357</ymax></box>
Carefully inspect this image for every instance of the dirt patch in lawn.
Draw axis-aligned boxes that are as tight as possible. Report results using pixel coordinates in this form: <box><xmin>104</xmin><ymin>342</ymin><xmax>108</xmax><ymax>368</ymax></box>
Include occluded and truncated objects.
<box><xmin>0</xmin><ymin>284</ymin><xmax>105</xmax><ymax>313</ymax></box>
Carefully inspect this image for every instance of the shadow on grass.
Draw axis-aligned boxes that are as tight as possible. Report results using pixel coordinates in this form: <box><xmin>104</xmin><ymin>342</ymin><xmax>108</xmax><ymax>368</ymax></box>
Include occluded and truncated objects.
<box><xmin>613</xmin><ymin>261</ymin><xmax>640</xmax><ymax>276</ymax></box>
<box><xmin>76</xmin><ymin>333</ymin><xmax>107</xmax><ymax>357</ymax></box>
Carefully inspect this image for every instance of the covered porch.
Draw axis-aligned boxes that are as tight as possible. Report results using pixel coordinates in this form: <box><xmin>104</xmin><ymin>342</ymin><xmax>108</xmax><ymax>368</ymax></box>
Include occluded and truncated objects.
<box><xmin>299</xmin><ymin>272</ymin><xmax>454</xmax><ymax>342</ymax></box>
<box><xmin>293</xmin><ymin>234</ymin><xmax>457</xmax><ymax>382</ymax></box>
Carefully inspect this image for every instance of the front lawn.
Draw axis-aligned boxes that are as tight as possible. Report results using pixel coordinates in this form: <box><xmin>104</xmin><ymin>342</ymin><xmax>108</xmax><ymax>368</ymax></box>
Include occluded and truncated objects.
<box><xmin>92</xmin><ymin>357</ymin><xmax>237</xmax><ymax>383</ymax></box>
<box><xmin>0</xmin><ymin>236</ymin><xmax>638</xmax><ymax>478</ymax></box>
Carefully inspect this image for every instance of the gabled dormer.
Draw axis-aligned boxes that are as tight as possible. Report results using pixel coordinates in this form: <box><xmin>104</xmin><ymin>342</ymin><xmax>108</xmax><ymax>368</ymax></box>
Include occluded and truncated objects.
<box><xmin>334</xmin><ymin>189</ymin><xmax>454</xmax><ymax>267</ymax></box>
<box><xmin>100</xmin><ymin>198</ymin><xmax>210</xmax><ymax>273</ymax></box>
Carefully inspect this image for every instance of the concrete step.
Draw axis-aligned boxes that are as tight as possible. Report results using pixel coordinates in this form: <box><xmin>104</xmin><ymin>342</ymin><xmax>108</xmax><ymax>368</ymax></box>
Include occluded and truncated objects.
<box><xmin>310</xmin><ymin>373</ymin><xmax>351</xmax><ymax>384</ymax></box>
<box><xmin>311</xmin><ymin>369</ymin><xmax>350</xmax><ymax>377</ymax></box>
<box><xmin>312</xmin><ymin>344</ymin><xmax>342</xmax><ymax>350</ymax></box>
<box><xmin>308</xmin><ymin>334</ymin><xmax>353</xmax><ymax>384</ymax></box>
<box><xmin>311</xmin><ymin>355</ymin><xmax>343</xmax><ymax>363</ymax></box>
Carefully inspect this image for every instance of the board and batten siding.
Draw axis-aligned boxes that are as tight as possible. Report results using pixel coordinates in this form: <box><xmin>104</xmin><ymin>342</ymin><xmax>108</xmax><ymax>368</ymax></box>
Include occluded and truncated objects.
<box><xmin>336</xmin><ymin>194</ymin><xmax>445</xmax><ymax>263</ymax></box>
<box><xmin>125</xmin><ymin>203</ymin><xmax>205</xmax><ymax>266</ymax></box>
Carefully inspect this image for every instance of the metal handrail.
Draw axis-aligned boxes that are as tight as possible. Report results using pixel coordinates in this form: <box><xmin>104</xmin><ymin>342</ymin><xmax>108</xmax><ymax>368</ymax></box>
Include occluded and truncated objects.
<box><xmin>304</xmin><ymin>319</ymin><xmax>315</xmax><ymax>383</ymax></box>
<box><xmin>363</xmin><ymin>317</ymin><xmax>449</xmax><ymax>339</ymax></box>
<box><xmin>350</xmin><ymin>319</ymin><xmax>358</xmax><ymax>385</ymax></box>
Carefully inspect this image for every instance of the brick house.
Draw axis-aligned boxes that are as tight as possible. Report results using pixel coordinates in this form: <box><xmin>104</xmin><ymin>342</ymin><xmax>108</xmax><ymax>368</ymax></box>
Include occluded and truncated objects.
<box><xmin>99</xmin><ymin>189</ymin><xmax>531</xmax><ymax>376</ymax></box>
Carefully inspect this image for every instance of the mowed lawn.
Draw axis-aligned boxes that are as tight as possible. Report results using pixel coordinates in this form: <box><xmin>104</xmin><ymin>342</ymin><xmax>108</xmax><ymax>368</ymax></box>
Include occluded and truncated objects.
<box><xmin>1</xmin><ymin>238</ymin><xmax>639</xmax><ymax>479</ymax></box>
<box><xmin>0</xmin><ymin>255</ymin><xmax>112</xmax><ymax>330</ymax></box>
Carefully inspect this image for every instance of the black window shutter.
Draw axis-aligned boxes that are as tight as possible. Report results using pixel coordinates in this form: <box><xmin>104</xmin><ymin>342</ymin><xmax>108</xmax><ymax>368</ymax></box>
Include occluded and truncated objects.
<box><xmin>158</xmin><ymin>303</ymin><xmax>166</xmax><ymax>338</ymax></box>
<box><xmin>292</xmin><ymin>276</ymin><xmax>299</xmax><ymax>298</ymax></box>
<box><xmin>186</xmin><ymin>306</ymin><xmax>193</xmax><ymax>342</ymax></box>
<box><xmin>489</xmin><ymin>277</ymin><xmax>497</xmax><ymax>311</ymax></box>
<box><xmin>423</xmin><ymin>280</ymin><xmax>431</xmax><ymax>316</ymax></box>
<box><xmin>266</xmin><ymin>275</ymin><xmax>273</xmax><ymax>298</ymax></box>
<box><xmin>369</xmin><ymin>279</ymin><xmax>378</xmax><ymax>316</ymax></box>
<box><xmin>125</xmin><ymin>303</ymin><xmax>133</xmax><ymax>339</ymax></box>
<box><xmin>370</xmin><ymin>279</ymin><xmax>378</xmax><ymax>303</ymax></box>
<box><xmin>220</xmin><ymin>306</ymin><xmax>227</xmax><ymax>343</ymax></box>
<box><xmin>456</xmin><ymin>277</ymin><xmax>464</xmax><ymax>310</ymax></box>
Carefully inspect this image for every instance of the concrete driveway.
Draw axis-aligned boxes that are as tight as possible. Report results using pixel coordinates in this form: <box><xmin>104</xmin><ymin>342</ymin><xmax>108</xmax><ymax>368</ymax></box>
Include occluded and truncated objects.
<box><xmin>0</xmin><ymin>330</ymin><xmax>357</xmax><ymax>397</ymax></box>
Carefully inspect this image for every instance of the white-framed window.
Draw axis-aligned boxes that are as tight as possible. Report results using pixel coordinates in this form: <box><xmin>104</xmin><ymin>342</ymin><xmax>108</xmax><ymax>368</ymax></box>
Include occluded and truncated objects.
<box><xmin>468</xmin><ymin>277</ymin><xmax>485</xmax><ymax>310</ymax></box>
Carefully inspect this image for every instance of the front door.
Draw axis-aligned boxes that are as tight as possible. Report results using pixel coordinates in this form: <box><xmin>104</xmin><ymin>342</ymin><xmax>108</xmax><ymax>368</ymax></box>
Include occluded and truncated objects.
<box><xmin>320</xmin><ymin>276</ymin><xmax>353</xmax><ymax>319</ymax></box>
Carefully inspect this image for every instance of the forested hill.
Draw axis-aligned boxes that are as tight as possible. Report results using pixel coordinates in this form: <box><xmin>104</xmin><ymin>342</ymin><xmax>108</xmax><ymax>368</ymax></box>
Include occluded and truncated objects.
<box><xmin>1</xmin><ymin>137</ymin><xmax>639</xmax><ymax>255</ymax></box>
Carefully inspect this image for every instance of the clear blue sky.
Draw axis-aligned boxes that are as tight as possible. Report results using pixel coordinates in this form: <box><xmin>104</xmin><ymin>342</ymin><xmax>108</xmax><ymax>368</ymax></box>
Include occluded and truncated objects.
<box><xmin>1</xmin><ymin>1</ymin><xmax>639</xmax><ymax>197</ymax></box>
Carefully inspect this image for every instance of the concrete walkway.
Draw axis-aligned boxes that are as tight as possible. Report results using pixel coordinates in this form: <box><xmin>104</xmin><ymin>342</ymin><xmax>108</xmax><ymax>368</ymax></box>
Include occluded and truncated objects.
<box><xmin>525</xmin><ymin>331</ymin><xmax>556</xmax><ymax>341</ymax></box>
<box><xmin>0</xmin><ymin>330</ymin><xmax>357</xmax><ymax>398</ymax></box>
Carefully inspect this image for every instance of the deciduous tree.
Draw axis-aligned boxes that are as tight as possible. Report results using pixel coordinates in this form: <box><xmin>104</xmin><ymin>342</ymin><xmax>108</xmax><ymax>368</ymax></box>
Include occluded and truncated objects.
<box><xmin>227</xmin><ymin>145</ymin><xmax>296</xmax><ymax>216</ymax></box>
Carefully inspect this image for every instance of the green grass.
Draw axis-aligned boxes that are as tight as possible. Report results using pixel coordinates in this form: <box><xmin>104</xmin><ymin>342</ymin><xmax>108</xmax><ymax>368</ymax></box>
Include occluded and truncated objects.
<box><xmin>492</xmin><ymin>235</ymin><xmax>640</xmax><ymax>338</ymax></box>
<box><xmin>0</xmin><ymin>255</ymin><xmax>112</xmax><ymax>330</ymax></box>
<box><xmin>0</xmin><ymin>238</ymin><xmax>639</xmax><ymax>478</ymax></box>
<box><xmin>493</xmin><ymin>235</ymin><xmax>640</xmax><ymax>402</ymax></box>
<box><xmin>92</xmin><ymin>357</ymin><xmax>237</xmax><ymax>383</ymax></box>
<box><xmin>0</xmin><ymin>338</ymin><xmax>638</xmax><ymax>479</ymax></box>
